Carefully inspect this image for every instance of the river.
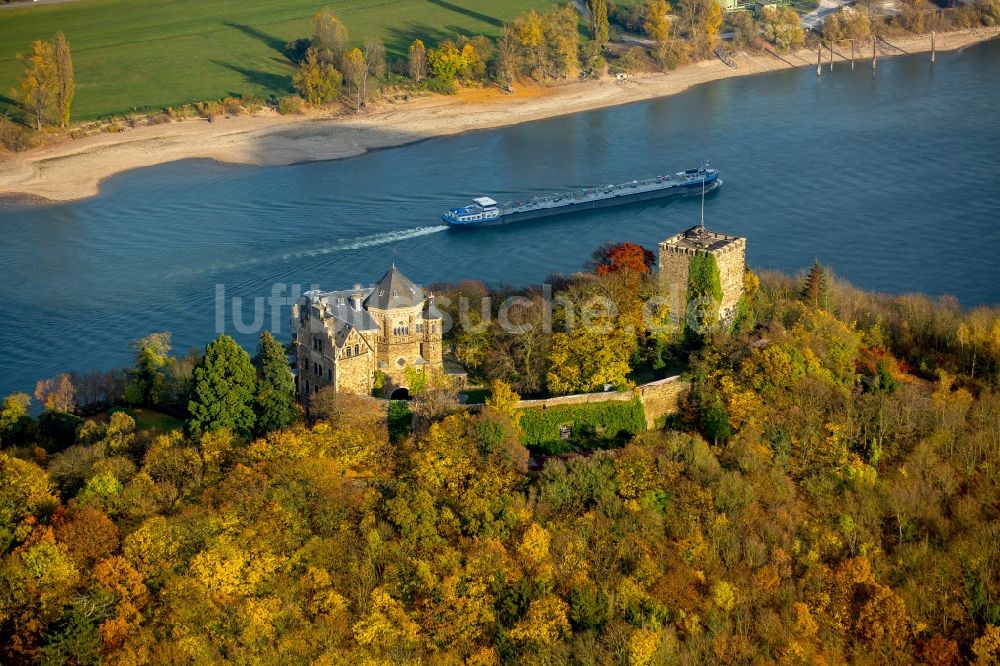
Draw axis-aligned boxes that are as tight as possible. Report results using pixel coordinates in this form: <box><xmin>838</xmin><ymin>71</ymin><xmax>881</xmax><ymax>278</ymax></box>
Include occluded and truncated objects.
<box><xmin>1</xmin><ymin>39</ymin><xmax>998</xmax><ymax>397</ymax></box>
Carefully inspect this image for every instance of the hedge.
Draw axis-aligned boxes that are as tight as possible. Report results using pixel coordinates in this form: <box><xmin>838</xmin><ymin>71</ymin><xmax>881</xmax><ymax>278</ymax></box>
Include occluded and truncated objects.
<box><xmin>520</xmin><ymin>398</ymin><xmax>646</xmax><ymax>451</ymax></box>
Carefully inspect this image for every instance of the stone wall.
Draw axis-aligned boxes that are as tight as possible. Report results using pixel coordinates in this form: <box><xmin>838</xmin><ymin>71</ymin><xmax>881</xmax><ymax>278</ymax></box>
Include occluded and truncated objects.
<box><xmin>336</xmin><ymin>353</ymin><xmax>373</xmax><ymax>396</ymax></box>
<box><xmin>635</xmin><ymin>376</ymin><xmax>689</xmax><ymax>428</ymax></box>
<box><xmin>517</xmin><ymin>390</ymin><xmax>636</xmax><ymax>410</ymax></box>
<box><xmin>715</xmin><ymin>237</ymin><xmax>746</xmax><ymax>320</ymax></box>
<box><xmin>515</xmin><ymin>375</ymin><xmax>691</xmax><ymax>430</ymax></box>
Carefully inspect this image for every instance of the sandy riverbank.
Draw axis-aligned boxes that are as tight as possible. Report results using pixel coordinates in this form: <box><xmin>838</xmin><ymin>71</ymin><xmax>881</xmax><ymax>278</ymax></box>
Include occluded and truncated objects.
<box><xmin>0</xmin><ymin>28</ymin><xmax>996</xmax><ymax>204</ymax></box>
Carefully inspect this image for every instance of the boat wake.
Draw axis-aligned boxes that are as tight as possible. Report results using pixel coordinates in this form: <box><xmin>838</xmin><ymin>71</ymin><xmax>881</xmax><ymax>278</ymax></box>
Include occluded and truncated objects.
<box><xmin>168</xmin><ymin>225</ymin><xmax>448</xmax><ymax>278</ymax></box>
<box><xmin>278</xmin><ymin>225</ymin><xmax>448</xmax><ymax>260</ymax></box>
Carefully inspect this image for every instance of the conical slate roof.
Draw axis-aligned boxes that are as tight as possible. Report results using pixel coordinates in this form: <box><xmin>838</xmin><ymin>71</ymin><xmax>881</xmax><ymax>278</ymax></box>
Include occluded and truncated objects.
<box><xmin>363</xmin><ymin>266</ymin><xmax>424</xmax><ymax>309</ymax></box>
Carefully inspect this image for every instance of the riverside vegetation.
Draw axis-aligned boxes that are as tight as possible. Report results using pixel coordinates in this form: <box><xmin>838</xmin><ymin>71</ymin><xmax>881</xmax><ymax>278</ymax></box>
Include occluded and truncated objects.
<box><xmin>4</xmin><ymin>0</ymin><xmax>999</xmax><ymax>153</ymax></box>
<box><xmin>2</xmin><ymin>243</ymin><xmax>1000</xmax><ymax>663</ymax></box>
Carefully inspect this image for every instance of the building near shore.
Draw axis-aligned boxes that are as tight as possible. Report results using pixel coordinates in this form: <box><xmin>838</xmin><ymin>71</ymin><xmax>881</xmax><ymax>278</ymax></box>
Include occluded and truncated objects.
<box><xmin>658</xmin><ymin>223</ymin><xmax>747</xmax><ymax>325</ymax></box>
<box><xmin>291</xmin><ymin>265</ymin><xmax>449</xmax><ymax>400</ymax></box>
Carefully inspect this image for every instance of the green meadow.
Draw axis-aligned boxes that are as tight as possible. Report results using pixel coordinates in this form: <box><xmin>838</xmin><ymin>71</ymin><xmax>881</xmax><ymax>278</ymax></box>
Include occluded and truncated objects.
<box><xmin>0</xmin><ymin>0</ymin><xmax>554</xmax><ymax>120</ymax></box>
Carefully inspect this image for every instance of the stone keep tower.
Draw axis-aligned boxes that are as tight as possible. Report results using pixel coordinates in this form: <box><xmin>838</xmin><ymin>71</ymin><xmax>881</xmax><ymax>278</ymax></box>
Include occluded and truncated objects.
<box><xmin>658</xmin><ymin>224</ymin><xmax>746</xmax><ymax>324</ymax></box>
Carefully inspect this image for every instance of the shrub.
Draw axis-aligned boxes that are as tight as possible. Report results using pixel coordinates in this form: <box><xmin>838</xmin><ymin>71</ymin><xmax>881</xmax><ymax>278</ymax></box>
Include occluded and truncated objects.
<box><xmin>610</xmin><ymin>47</ymin><xmax>654</xmax><ymax>74</ymax></box>
<box><xmin>221</xmin><ymin>97</ymin><xmax>245</xmax><ymax>116</ymax></box>
<box><xmin>0</xmin><ymin>115</ymin><xmax>33</xmax><ymax>152</ymax></box>
<box><xmin>239</xmin><ymin>93</ymin><xmax>264</xmax><ymax>114</ymax></box>
<box><xmin>166</xmin><ymin>104</ymin><xmax>197</xmax><ymax>120</ymax></box>
<box><xmin>195</xmin><ymin>100</ymin><xmax>224</xmax><ymax>121</ymax></box>
<box><xmin>421</xmin><ymin>77</ymin><xmax>457</xmax><ymax>95</ymax></box>
<box><xmin>387</xmin><ymin>401</ymin><xmax>413</xmax><ymax>440</ymax></box>
<box><xmin>520</xmin><ymin>398</ymin><xmax>646</xmax><ymax>450</ymax></box>
<box><xmin>146</xmin><ymin>112</ymin><xmax>172</xmax><ymax>125</ymax></box>
<box><xmin>277</xmin><ymin>96</ymin><xmax>306</xmax><ymax>115</ymax></box>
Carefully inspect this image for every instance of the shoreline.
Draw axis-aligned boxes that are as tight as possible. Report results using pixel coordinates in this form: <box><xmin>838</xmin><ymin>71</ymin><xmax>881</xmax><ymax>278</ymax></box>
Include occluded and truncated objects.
<box><xmin>1</xmin><ymin>28</ymin><xmax>996</xmax><ymax>204</ymax></box>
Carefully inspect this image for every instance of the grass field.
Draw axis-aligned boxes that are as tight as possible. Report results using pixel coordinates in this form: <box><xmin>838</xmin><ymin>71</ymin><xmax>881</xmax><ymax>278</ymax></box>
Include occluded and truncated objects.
<box><xmin>106</xmin><ymin>407</ymin><xmax>184</xmax><ymax>434</ymax></box>
<box><xmin>0</xmin><ymin>0</ymin><xmax>554</xmax><ymax>120</ymax></box>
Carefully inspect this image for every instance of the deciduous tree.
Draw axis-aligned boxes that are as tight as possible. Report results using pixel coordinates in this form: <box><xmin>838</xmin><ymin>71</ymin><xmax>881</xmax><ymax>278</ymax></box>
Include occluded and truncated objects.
<box><xmin>312</xmin><ymin>9</ymin><xmax>348</xmax><ymax>58</ymax></box>
<box><xmin>293</xmin><ymin>46</ymin><xmax>343</xmax><ymax>105</ymax></box>
<box><xmin>34</xmin><ymin>374</ymin><xmax>75</xmax><ymax>413</ymax></box>
<box><xmin>16</xmin><ymin>39</ymin><xmax>59</xmax><ymax>130</ymax></box>
<box><xmin>342</xmin><ymin>47</ymin><xmax>368</xmax><ymax>111</ymax></box>
<box><xmin>53</xmin><ymin>32</ymin><xmax>73</xmax><ymax>128</ymax></box>
<box><xmin>644</xmin><ymin>0</ymin><xmax>675</xmax><ymax>66</ymax></box>
<box><xmin>761</xmin><ymin>6</ymin><xmax>805</xmax><ymax>52</ymax></box>
<box><xmin>588</xmin><ymin>0</ymin><xmax>611</xmax><ymax>46</ymax></box>
<box><xmin>408</xmin><ymin>39</ymin><xmax>427</xmax><ymax>80</ymax></box>
<box><xmin>124</xmin><ymin>332</ymin><xmax>172</xmax><ymax>407</ymax></box>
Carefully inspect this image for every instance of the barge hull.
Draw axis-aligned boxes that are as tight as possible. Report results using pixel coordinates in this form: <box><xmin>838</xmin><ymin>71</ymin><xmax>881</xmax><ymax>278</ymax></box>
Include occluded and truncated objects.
<box><xmin>459</xmin><ymin>178</ymin><xmax>721</xmax><ymax>228</ymax></box>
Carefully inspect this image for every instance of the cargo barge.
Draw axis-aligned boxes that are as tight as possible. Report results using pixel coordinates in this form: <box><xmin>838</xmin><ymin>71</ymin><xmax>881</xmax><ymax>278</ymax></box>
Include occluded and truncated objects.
<box><xmin>443</xmin><ymin>163</ymin><xmax>721</xmax><ymax>227</ymax></box>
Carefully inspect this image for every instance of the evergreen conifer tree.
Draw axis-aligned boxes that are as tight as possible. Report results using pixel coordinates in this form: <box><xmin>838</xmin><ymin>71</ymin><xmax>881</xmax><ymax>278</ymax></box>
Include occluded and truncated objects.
<box><xmin>254</xmin><ymin>332</ymin><xmax>297</xmax><ymax>435</ymax></box>
<box><xmin>187</xmin><ymin>335</ymin><xmax>256</xmax><ymax>438</ymax></box>
<box><xmin>801</xmin><ymin>260</ymin><xmax>828</xmax><ymax>309</ymax></box>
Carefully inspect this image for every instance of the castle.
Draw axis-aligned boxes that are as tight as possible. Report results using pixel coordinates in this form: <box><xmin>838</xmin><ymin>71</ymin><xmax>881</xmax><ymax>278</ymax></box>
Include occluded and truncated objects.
<box><xmin>291</xmin><ymin>265</ymin><xmax>446</xmax><ymax>400</ymax></box>
<box><xmin>293</xmin><ymin>222</ymin><xmax>746</xmax><ymax>400</ymax></box>
<box><xmin>658</xmin><ymin>224</ymin><xmax>747</xmax><ymax>324</ymax></box>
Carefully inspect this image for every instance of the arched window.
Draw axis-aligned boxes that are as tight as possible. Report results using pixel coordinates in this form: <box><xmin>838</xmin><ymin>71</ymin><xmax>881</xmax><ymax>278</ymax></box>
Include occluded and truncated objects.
<box><xmin>431</xmin><ymin>323</ymin><xmax>436</xmax><ymax>334</ymax></box>
<box><xmin>354</xmin><ymin>344</ymin><xmax>360</xmax><ymax>355</ymax></box>
<box><xmin>346</xmin><ymin>347</ymin><xmax>352</xmax><ymax>358</ymax></box>
<box><xmin>328</xmin><ymin>368</ymin><xmax>332</xmax><ymax>381</ymax></box>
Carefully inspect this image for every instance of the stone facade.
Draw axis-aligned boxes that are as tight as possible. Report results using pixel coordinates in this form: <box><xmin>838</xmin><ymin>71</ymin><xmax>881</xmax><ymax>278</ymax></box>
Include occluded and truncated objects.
<box><xmin>291</xmin><ymin>266</ymin><xmax>446</xmax><ymax>400</ymax></box>
<box><xmin>658</xmin><ymin>225</ymin><xmax>747</xmax><ymax>324</ymax></box>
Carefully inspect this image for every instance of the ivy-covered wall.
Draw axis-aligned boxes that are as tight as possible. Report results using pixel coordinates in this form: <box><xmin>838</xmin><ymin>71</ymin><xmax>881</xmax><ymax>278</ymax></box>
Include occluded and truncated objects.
<box><xmin>520</xmin><ymin>398</ymin><xmax>646</xmax><ymax>452</ymax></box>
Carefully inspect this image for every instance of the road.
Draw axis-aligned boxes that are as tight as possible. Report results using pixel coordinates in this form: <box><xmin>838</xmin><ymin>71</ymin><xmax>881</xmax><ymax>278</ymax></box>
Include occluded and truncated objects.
<box><xmin>0</xmin><ymin>0</ymin><xmax>86</xmax><ymax>9</ymax></box>
<box><xmin>801</xmin><ymin>0</ymin><xmax>857</xmax><ymax>29</ymax></box>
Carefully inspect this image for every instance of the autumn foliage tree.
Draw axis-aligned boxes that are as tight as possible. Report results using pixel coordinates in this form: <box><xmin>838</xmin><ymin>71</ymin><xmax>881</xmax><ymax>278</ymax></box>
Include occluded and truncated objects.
<box><xmin>293</xmin><ymin>46</ymin><xmax>343</xmax><ymax>105</ymax></box>
<box><xmin>16</xmin><ymin>39</ymin><xmax>59</xmax><ymax>130</ymax></box>
<box><xmin>588</xmin><ymin>0</ymin><xmax>611</xmax><ymax>47</ymax></box>
<box><xmin>34</xmin><ymin>374</ymin><xmax>76</xmax><ymax>413</ymax></box>
<box><xmin>589</xmin><ymin>241</ymin><xmax>656</xmax><ymax>276</ymax></box>
<box><xmin>408</xmin><ymin>38</ymin><xmax>427</xmax><ymax>81</ymax></box>
<box><xmin>14</xmin><ymin>33</ymin><xmax>74</xmax><ymax>131</ymax></box>
<box><xmin>644</xmin><ymin>0</ymin><xmax>676</xmax><ymax>66</ymax></box>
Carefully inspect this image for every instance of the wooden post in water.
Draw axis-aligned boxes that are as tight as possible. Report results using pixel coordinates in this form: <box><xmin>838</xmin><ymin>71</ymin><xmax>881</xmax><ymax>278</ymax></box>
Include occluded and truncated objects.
<box><xmin>817</xmin><ymin>46</ymin><xmax>822</xmax><ymax>77</ymax></box>
<box><xmin>931</xmin><ymin>31</ymin><xmax>936</xmax><ymax>62</ymax></box>
<box><xmin>851</xmin><ymin>39</ymin><xmax>855</xmax><ymax>70</ymax></box>
<box><xmin>873</xmin><ymin>38</ymin><xmax>877</xmax><ymax>70</ymax></box>
<box><xmin>830</xmin><ymin>42</ymin><xmax>834</xmax><ymax>72</ymax></box>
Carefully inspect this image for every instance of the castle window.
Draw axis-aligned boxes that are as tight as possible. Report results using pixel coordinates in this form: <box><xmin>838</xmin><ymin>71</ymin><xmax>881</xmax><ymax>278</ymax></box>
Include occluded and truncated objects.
<box><xmin>431</xmin><ymin>323</ymin><xmax>436</xmax><ymax>333</ymax></box>
<box><xmin>328</xmin><ymin>368</ymin><xmax>332</xmax><ymax>381</ymax></box>
<box><xmin>354</xmin><ymin>344</ymin><xmax>360</xmax><ymax>355</ymax></box>
<box><xmin>346</xmin><ymin>347</ymin><xmax>352</xmax><ymax>358</ymax></box>
<box><xmin>305</xmin><ymin>380</ymin><xmax>310</xmax><ymax>393</ymax></box>
<box><xmin>416</xmin><ymin>323</ymin><xmax>423</xmax><ymax>333</ymax></box>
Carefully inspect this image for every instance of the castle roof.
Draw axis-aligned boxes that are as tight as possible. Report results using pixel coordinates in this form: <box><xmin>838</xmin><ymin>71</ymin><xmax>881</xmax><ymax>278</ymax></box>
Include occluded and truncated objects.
<box><xmin>364</xmin><ymin>266</ymin><xmax>424</xmax><ymax>310</ymax></box>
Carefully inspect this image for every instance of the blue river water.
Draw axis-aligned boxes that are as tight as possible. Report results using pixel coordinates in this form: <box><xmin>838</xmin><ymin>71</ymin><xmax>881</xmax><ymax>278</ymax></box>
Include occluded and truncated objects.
<box><xmin>1</xmin><ymin>39</ymin><xmax>999</xmax><ymax>397</ymax></box>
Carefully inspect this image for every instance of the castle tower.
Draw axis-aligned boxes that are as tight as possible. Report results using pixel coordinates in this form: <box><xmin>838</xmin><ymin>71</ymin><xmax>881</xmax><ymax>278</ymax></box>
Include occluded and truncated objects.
<box><xmin>290</xmin><ymin>264</ymin><xmax>448</xmax><ymax>401</ymax></box>
<box><xmin>658</xmin><ymin>224</ymin><xmax>746</xmax><ymax>324</ymax></box>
